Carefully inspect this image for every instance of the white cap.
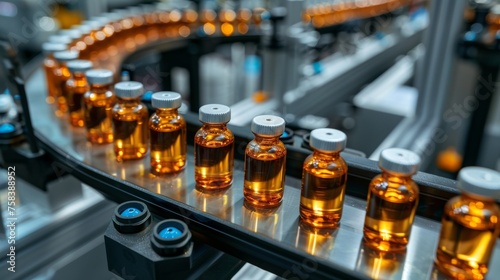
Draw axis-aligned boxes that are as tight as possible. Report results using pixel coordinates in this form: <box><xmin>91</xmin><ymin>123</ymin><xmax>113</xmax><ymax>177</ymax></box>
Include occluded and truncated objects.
<box><xmin>67</xmin><ymin>60</ymin><xmax>93</xmax><ymax>74</ymax></box>
<box><xmin>199</xmin><ymin>104</ymin><xmax>231</xmax><ymax>123</ymax></box>
<box><xmin>53</xmin><ymin>50</ymin><xmax>79</xmax><ymax>62</ymax></box>
<box><xmin>60</xmin><ymin>29</ymin><xmax>82</xmax><ymax>40</ymax></box>
<box><xmin>251</xmin><ymin>115</ymin><xmax>285</xmax><ymax>136</ymax></box>
<box><xmin>74</xmin><ymin>24</ymin><xmax>92</xmax><ymax>34</ymax></box>
<box><xmin>310</xmin><ymin>128</ymin><xmax>346</xmax><ymax>152</ymax></box>
<box><xmin>82</xmin><ymin>20</ymin><xmax>102</xmax><ymax>30</ymax></box>
<box><xmin>42</xmin><ymin>42</ymin><xmax>67</xmax><ymax>54</ymax></box>
<box><xmin>379</xmin><ymin>148</ymin><xmax>421</xmax><ymax>175</ymax></box>
<box><xmin>86</xmin><ymin>69</ymin><xmax>114</xmax><ymax>85</ymax></box>
<box><xmin>101</xmin><ymin>12</ymin><xmax>122</xmax><ymax>22</ymax></box>
<box><xmin>457</xmin><ymin>167</ymin><xmax>500</xmax><ymax>199</ymax></box>
<box><xmin>91</xmin><ymin>16</ymin><xmax>109</xmax><ymax>26</ymax></box>
<box><xmin>151</xmin><ymin>92</ymin><xmax>181</xmax><ymax>108</ymax></box>
<box><xmin>114</xmin><ymin>81</ymin><xmax>144</xmax><ymax>98</ymax></box>
<box><xmin>49</xmin><ymin>35</ymin><xmax>72</xmax><ymax>45</ymax></box>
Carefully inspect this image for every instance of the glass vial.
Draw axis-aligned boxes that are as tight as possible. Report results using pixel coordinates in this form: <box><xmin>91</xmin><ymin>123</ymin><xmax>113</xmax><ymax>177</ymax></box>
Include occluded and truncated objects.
<box><xmin>194</xmin><ymin>104</ymin><xmax>234</xmax><ymax>190</ymax></box>
<box><xmin>53</xmin><ymin>50</ymin><xmax>79</xmax><ymax>115</ymax></box>
<box><xmin>83</xmin><ymin>69</ymin><xmax>115</xmax><ymax>144</ymax></box>
<box><xmin>243</xmin><ymin>115</ymin><xmax>286</xmax><ymax>208</ymax></box>
<box><xmin>112</xmin><ymin>81</ymin><xmax>149</xmax><ymax>161</ymax></box>
<box><xmin>42</xmin><ymin>43</ymin><xmax>67</xmax><ymax>104</ymax></box>
<box><xmin>300</xmin><ymin>128</ymin><xmax>348</xmax><ymax>228</ymax></box>
<box><xmin>363</xmin><ymin>148</ymin><xmax>421</xmax><ymax>251</ymax></box>
<box><xmin>149</xmin><ymin>92</ymin><xmax>186</xmax><ymax>175</ymax></box>
<box><xmin>66</xmin><ymin>60</ymin><xmax>93</xmax><ymax>127</ymax></box>
<box><xmin>435</xmin><ymin>167</ymin><xmax>500</xmax><ymax>279</ymax></box>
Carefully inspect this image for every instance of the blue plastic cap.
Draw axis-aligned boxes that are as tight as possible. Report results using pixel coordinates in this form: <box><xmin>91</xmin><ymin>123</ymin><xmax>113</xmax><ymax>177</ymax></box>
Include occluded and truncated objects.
<box><xmin>159</xmin><ymin>227</ymin><xmax>182</xmax><ymax>239</ymax></box>
<box><xmin>120</xmin><ymin>207</ymin><xmax>141</xmax><ymax>217</ymax></box>
<box><xmin>0</xmin><ymin>123</ymin><xmax>15</xmax><ymax>134</ymax></box>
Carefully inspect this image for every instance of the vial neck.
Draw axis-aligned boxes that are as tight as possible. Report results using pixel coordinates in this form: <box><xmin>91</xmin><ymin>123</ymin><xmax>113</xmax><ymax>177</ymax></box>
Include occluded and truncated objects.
<box><xmin>90</xmin><ymin>84</ymin><xmax>112</xmax><ymax>94</ymax></box>
<box><xmin>202</xmin><ymin>122</ymin><xmax>227</xmax><ymax>129</ymax></box>
<box><xmin>381</xmin><ymin>171</ymin><xmax>413</xmax><ymax>181</ymax></box>
<box><xmin>156</xmin><ymin>108</ymin><xmax>179</xmax><ymax>116</ymax></box>
<box><xmin>118</xmin><ymin>97</ymin><xmax>141</xmax><ymax>105</ymax></box>
<box><xmin>313</xmin><ymin>150</ymin><xmax>340</xmax><ymax>159</ymax></box>
<box><xmin>462</xmin><ymin>192</ymin><xmax>496</xmax><ymax>202</ymax></box>
<box><xmin>72</xmin><ymin>72</ymin><xmax>87</xmax><ymax>81</ymax></box>
<box><xmin>254</xmin><ymin>135</ymin><xmax>281</xmax><ymax>145</ymax></box>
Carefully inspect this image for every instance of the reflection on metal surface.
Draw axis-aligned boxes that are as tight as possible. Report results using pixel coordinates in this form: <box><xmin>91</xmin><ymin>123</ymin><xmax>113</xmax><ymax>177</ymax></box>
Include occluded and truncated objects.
<box><xmin>294</xmin><ymin>222</ymin><xmax>336</xmax><ymax>258</ymax></box>
<box><xmin>242</xmin><ymin>204</ymin><xmax>283</xmax><ymax>240</ymax></box>
<box><xmin>194</xmin><ymin>188</ymin><xmax>234</xmax><ymax>222</ymax></box>
<box><xmin>26</xmin><ymin>68</ymin><xmax>500</xmax><ymax>279</ymax></box>
<box><xmin>355</xmin><ymin>242</ymin><xmax>406</xmax><ymax>279</ymax></box>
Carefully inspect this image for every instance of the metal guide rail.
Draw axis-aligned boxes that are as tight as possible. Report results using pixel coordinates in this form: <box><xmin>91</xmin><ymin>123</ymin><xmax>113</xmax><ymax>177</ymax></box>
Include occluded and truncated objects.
<box><xmin>24</xmin><ymin>66</ymin><xmax>500</xmax><ymax>279</ymax></box>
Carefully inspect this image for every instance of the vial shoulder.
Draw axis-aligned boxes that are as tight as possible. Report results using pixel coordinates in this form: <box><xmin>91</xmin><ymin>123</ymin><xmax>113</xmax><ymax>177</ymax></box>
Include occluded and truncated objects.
<box><xmin>445</xmin><ymin>195</ymin><xmax>500</xmax><ymax>220</ymax></box>
<box><xmin>246</xmin><ymin>139</ymin><xmax>286</xmax><ymax>159</ymax></box>
<box><xmin>303</xmin><ymin>153</ymin><xmax>348</xmax><ymax>174</ymax></box>
<box><xmin>369</xmin><ymin>174</ymin><xmax>419</xmax><ymax>200</ymax></box>
<box><xmin>150</xmin><ymin>113</ymin><xmax>186</xmax><ymax>131</ymax></box>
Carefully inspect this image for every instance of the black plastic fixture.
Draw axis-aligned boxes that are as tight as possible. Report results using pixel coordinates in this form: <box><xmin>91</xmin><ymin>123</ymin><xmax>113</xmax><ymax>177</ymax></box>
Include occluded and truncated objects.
<box><xmin>112</xmin><ymin>201</ymin><xmax>151</xmax><ymax>233</ymax></box>
<box><xmin>151</xmin><ymin>219</ymin><xmax>192</xmax><ymax>257</ymax></box>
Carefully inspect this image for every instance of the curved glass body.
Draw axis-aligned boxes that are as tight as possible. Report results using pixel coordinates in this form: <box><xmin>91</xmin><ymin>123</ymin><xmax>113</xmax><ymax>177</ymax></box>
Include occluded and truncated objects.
<box><xmin>243</xmin><ymin>135</ymin><xmax>286</xmax><ymax>208</ymax></box>
<box><xmin>83</xmin><ymin>84</ymin><xmax>115</xmax><ymax>144</ymax></box>
<box><xmin>300</xmin><ymin>151</ymin><xmax>348</xmax><ymax>228</ymax></box>
<box><xmin>194</xmin><ymin>122</ymin><xmax>234</xmax><ymax>190</ymax></box>
<box><xmin>112</xmin><ymin>98</ymin><xmax>149</xmax><ymax>161</ymax></box>
<box><xmin>149</xmin><ymin>108</ymin><xmax>186</xmax><ymax>174</ymax></box>
<box><xmin>435</xmin><ymin>193</ymin><xmax>500</xmax><ymax>279</ymax></box>
<box><xmin>363</xmin><ymin>171</ymin><xmax>419</xmax><ymax>251</ymax></box>
<box><xmin>66</xmin><ymin>72</ymin><xmax>89</xmax><ymax>127</ymax></box>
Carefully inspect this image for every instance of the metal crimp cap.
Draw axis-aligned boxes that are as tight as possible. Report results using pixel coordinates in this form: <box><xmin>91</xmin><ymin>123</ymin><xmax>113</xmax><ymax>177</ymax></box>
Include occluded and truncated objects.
<box><xmin>67</xmin><ymin>60</ymin><xmax>93</xmax><ymax>74</ymax></box>
<box><xmin>379</xmin><ymin>148</ymin><xmax>421</xmax><ymax>175</ymax></box>
<box><xmin>86</xmin><ymin>69</ymin><xmax>114</xmax><ymax>85</ymax></box>
<box><xmin>151</xmin><ymin>92</ymin><xmax>182</xmax><ymax>109</ymax></box>
<box><xmin>53</xmin><ymin>50</ymin><xmax>79</xmax><ymax>62</ymax></box>
<box><xmin>114</xmin><ymin>81</ymin><xmax>144</xmax><ymax>98</ymax></box>
<box><xmin>42</xmin><ymin>43</ymin><xmax>67</xmax><ymax>54</ymax></box>
<box><xmin>49</xmin><ymin>35</ymin><xmax>72</xmax><ymax>45</ymax></box>
<box><xmin>457</xmin><ymin>167</ymin><xmax>500</xmax><ymax>199</ymax></box>
<box><xmin>310</xmin><ymin>128</ymin><xmax>346</xmax><ymax>152</ymax></box>
<box><xmin>199</xmin><ymin>104</ymin><xmax>231</xmax><ymax>123</ymax></box>
<box><xmin>251</xmin><ymin>115</ymin><xmax>285</xmax><ymax>136</ymax></box>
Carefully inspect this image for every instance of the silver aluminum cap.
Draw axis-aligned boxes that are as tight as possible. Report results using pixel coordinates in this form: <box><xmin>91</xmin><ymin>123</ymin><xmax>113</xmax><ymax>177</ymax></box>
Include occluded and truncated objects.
<box><xmin>67</xmin><ymin>60</ymin><xmax>93</xmax><ymax>74</ymax></box>
<box><xmin>251</xmin><ymin>115</ymin><xmax>285</xmax><ymax>136</ymax></box>
<box><xmin>199</xmin><ymin>104</ymin><xmax>231</xmax><ymax>123</ymax></box>
<box><xmin>151</xmin><ymin>91</ymin><xmax>181</xmax><ymax>108</ymax></box>
<box><xmin>114</xmin><ymin>81</ymin><xmax>144</xmax><ymax>98</ymax></box>
<box><xmin>49</xmin><ymin>35</ymin><xmax>72</xmax><ymax>45</ymax></box>
<box><xmin>379</xmin><ymin>148</ymin><xmax>421</xmax><ymax>175</ymax></box>
<box><xmin>53</xmin><ymin>50</ymin><xmax>79</xmax><ymax>62</ymax></box>
<box><xmin>310</xmin><ymin>128</ymin><xmax>346</xmax><ymax>152</ymax></box>
<box><xmin>457</xmin><ymin>167</ymin><xmax>500</xmax><ymax>199</ymax></box>
<box><xmin>86</xmin><ymin>69</ymin><xmax>114</xmax><ymax>85</ymax></box>
<box><xmin>42</xmin><ymin>42</ymin><xmax>67</xmax><ymax>54</ymax></box>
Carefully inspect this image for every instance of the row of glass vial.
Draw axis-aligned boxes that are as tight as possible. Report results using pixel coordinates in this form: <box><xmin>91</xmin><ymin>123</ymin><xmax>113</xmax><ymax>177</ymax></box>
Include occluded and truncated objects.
<box><xmin>298</xmin><ymin>129</ymin><xmax>500</xmax><ymax>279</ymax></box>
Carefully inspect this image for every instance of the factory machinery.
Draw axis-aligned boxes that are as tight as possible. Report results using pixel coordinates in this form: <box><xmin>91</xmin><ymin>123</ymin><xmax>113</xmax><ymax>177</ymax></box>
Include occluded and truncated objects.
<box><xmin>0</xmin><ymin>0</ymin><xmax>499</xmax><ymax>279</ymax></box>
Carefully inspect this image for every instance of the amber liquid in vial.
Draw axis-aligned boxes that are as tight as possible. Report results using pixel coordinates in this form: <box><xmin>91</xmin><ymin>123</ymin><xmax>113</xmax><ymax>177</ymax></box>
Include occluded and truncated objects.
<box><xmin>435</xmin><ymin>194</ymin><xmax>500</xmax><ymax>279</ymax></box>
<box><xmin>300</xmin><ymin>163</ymin><xmax>347</xmax><ymax>228</ymax></box>
<box><xmin>363</xmin><ymin>174</ymin><xmax>418</xmax><ymax>251</ymax></box>
<box><xmin>43</xmin><ymin>56</ymin><xmax>58</xmax><ymax>104</ymax></box>
<box><xmin>150</xmin><ymin>122</ymin><xmax>186</xmax><ymax>174</ymax></box>
<box><xmin>66</xmin><ymin>73</ymin><xmax>89</xmax><ymax>127</ymax></box>
<box><xmin>83</xmin><ymin>85</ymin><xmax>114</xmax><ymax>144</ymax></box>
<box><xmin>113</xmin><ymin>102</ymin><xmax>149</xmax><ymax>161</ymax></box>
<box><xmin>195</xmin><ymin>138</ymin><xmax>234</xmax><ymax>190</ymax></box>
<box><xmin>243</xmin><ymin>147</ymin><xmax>286</xmax><ymax>208</ymax></box>
<box><xmin>54</xmin><ymin>65</ymin><xmax>72</xmax><ymax>114</ymax></box>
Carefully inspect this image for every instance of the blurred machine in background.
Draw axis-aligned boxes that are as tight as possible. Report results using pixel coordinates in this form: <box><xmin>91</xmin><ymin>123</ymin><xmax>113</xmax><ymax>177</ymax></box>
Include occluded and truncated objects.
<box><xmin>1</xmin><ymin>0</ymin><xmax>500</xmax><ymax>279</ymax></box>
